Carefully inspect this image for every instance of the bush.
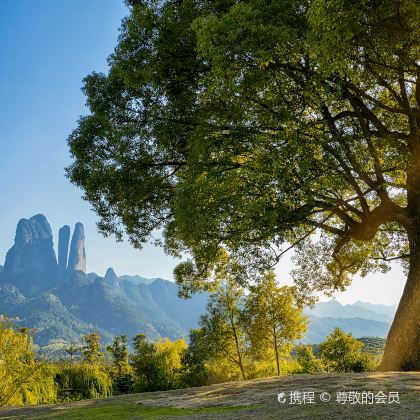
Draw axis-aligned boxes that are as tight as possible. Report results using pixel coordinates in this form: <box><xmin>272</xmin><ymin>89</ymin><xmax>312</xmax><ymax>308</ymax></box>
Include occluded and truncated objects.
<box><xmin>54</xmin><ymin>363</ymin><xmax>113</xmax><ymax>401</ymax></box>
<box><xmin>319</xmin><ymin>328</ymin><xmax>375</xmax><ymax>373</ymax></box>
<box><xmin>294</xmin><ymin>345</ymin><xmax>323</xmax><ymax>374</ymax></box>
<box><xmin>6</xmin><ymin>365</ymin><xmax>58</xmax><ymax>406</ymax></box>
<box><xmin>0</xmin><ymin>317</ymin><xmax>51</xmax><ymax>406</ymax></box>
<box><xmin>112</xmin><ymin>373</ymin><xmax>135</xmax><ymax>395</ymax></box>
<box><xmin>131</xmin><ymin>335</ymin><xmax>187</xmax><ymax>392</ymax></box>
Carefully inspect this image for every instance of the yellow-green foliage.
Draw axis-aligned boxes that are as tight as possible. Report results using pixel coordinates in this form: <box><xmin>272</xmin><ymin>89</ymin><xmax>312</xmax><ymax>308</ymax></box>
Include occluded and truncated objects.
<box><xmin>0</xmin><ymin>317</ymin><xmax>48</xmax><ymax>407</ymax></box>
<box><xmin>293</xmin><ymin>345</ymin><xmax>324</xmax><ymax>374</ymax></box>
<box><xmin>131</xmin><ymin>336</ymin><xmax>188</xmax><ymax>392</ymax></box>
<box><xmin>154</xmin><ymin>338</ymin><xmax>187</xmax><ymax>376</ymax></box>
<box><xmin>55</xmin><ymin>363</ymin><xmax>113</xmax><ymax>400</ymax></box>
<box><xmin>204</xmin><ymin>358</ymin><xmax>242</xmax><ymax>384</ymax></box>
<box><xmin>8</xmin><ymin>365</ymin><xmax>58</xmax><ymax>406</ymax></box>
<box><xmin>320</xmin><ymin>328</ymin><xmax>376</xmax><ymax>373</ymax></box>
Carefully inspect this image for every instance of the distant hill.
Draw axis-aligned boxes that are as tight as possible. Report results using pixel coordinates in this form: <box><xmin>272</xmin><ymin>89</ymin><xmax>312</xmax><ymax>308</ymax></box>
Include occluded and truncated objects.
<box><xmin>358</xmin><ymin>337</ymin><xmax>387</xmax><ymax>354</ymax></box>
<box><xmin>0</xmin><ymin>269</ymin><xmax>208</xmax><ymax>347</ymax></box>
<box><xmin>0</xmin><ymin>214</ymin><xmax>395</xmax><ymax>351</ymax></box>
<box><xmin>303</xmin><ymin>315</ymin><xmax>390</xmax><ymax>344</ymax></box>
<box><xmin>0</xmin><ymin>214</ymin><xmax>208</xmax><ymax>349</ymax></box>
<box><xmin>304</xmin><ymin>299</ymin><xmax>396</xmax><ymax>323</ymax></box>
<box><xmin>353</xmin><ymin>301</ymin><xmax>397</xmax><ymax>319</ymax></box>
<box><xmin>119</xmin><ymin>274</ymin><xmax>156</xmax><ymax>285</ymax></box>
<box><xmin>302</xmin><ymin>299</ymin><xmax>395</xmax><ymax>343</ymax></box>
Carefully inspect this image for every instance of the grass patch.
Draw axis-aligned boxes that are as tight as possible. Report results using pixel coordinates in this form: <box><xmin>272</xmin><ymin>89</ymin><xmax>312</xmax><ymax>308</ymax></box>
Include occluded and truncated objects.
<box><xmin>23</xmin><ymin>402</ymin><xmax>257</xmax><ymax>419</ymax></box>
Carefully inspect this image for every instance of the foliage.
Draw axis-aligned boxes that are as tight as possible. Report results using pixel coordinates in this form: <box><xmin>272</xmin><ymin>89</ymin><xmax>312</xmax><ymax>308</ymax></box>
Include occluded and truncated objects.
<box><xmin>294</xmin><ymin>345</ymin><xmax>323</xmax><ymax>374</ymax></box>
<box><xmin>130</xmin><ymin>334</ymin><xmax>187</xmax><ymax>392</ymax></box>
<box><xmin>0</xmin><ymin>318</ymin><xmax>383</xmax><ymax>408</ymax></box>
<box><xmin>319</xmin><ymin>328</ymin><xmax>376</xmax><ymax>373</ymax></box>
<box><xmin>107</xmin><ymin>335</ymin><xmax>131</xmax><ymax>375</ymax></box>
<box><xmin>81</xmin><ymin>333</ymin><xmax>104</xmax><ymax>365</ymax></box>
<box><xmin>66</xmin><ymin>0</ymin><xmax>420</xmax><ymax>370</ymax></box>
<box><xmin>65</xmin><ymin>0</ymin><xmax>418</xmax><ymax>293</ymax></box>
<box><xmin>65</xmin><ymin>343</ymin><xmax>82</xmax><ymax>360</ymax></box>
<box><xmin>54</xmin><ymin>363</ymin><xmax>113</xmax><ymax>401</ymax></box>
<box><xmin>130</xmin><ymin>333</ymin><xmax>158</xmax><ymax>391</ymax></box>
<box><xmin>180</xmin><ymin>329</ymin><xmax>211</xmax><ymax>387</ymax></box>
<box><xmin>107</xmin><ymin>335</ymin><xmax>133</xmax><ymax>394</ymax></box>
<box><xmin>199</xmin><ymin>280</ymin><xmax>249</xmax><ymax>380</ymax></box>
<box><xmin>358</xmin><ymin>337</ymin><xmax>386</xmax><ymax>355</ymax></box>
<box><xmin>2</xmin><ymin>364</ymin><xmax>57</xmax><ymax>407</ymax></box>
<box><xmin>242</xmin><ymin>272</ymin><xmax>307</xmax><ymax>374</ymax></box>
<box><xmin>0</xmin><ymin>317</ymin><xmax>44</xmax><ymax>406</ymax></box>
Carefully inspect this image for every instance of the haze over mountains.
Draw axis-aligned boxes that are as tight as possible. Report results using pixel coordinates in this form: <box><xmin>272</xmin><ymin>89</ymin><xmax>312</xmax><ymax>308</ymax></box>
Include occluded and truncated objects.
<box><xmin>0</xmin><ymin>214</ymin><xmax>395</xmax><ymax>349</ymax></box>
<box><xmin>302</xmin><ymin>300</ymin><xmax>396</xmax><ymax>343</ymax></box>
<box><xmin>0</xmin><ymin>214</ymin><xmax>208</xmax><ymax>347</ymax></box>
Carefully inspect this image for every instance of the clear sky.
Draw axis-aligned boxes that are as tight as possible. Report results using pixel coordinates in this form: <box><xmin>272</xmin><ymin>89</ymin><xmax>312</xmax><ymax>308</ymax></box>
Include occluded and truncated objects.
<box><xmin>0</xmin><ymin>0</ymin><xmax>406</xmax><ymax>305</ymax></box>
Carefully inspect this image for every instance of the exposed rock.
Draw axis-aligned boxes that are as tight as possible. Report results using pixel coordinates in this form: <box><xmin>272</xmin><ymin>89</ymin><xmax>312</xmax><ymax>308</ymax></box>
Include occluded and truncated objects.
<box><xmin>57</xmin><ymin>225</ymin><xmax>70</xmax><ymax>279</ymax></box>
<box><xmin>3</xmin><ymin>214</ymin><xmax>57</xmax><ymax>287</ymax></box>
<box><xmin>67</xmin><ymin>222</ymin><xmax>86</xmax><ymax>273</ymax></box>
<box><xmin>105</xmin><ymin>267</ymin><xmax>119</xmax><ymax>284</ymax></box>
<box><xmin>103</xmin><ymin>267</ymin><xmax>123</xmax><ymax>294</ymax></box>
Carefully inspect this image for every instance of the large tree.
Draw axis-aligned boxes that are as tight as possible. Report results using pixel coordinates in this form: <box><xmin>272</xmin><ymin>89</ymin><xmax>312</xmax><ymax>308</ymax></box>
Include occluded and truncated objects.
<box><xmin>67</xmin><ymin>0</ymin><xmax>420</xmax><ymax>371</ymax></box>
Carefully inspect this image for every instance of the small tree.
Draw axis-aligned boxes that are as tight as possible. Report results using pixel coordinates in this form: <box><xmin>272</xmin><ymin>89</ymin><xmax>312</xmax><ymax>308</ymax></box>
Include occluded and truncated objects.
<box><xmin>243</xmin><ymin>273</ymin><xmax>307</xmax><ymax>375</ymax></box>
<box><xmin>200</xmin><ymin>281</ymin><xmax>248</xmax><ymax>380</ymax></box>
<box><xmin>320</xmin><ymin>328</ymin><xmax>375</xmax><ymax>373</ymax></box>
<box><xmin>64</xmin><ymin>343</ymin><xmax>81</xmax><ymax>360</ymax></box>
<box><xmin>181</xmin><ymin>329</ymin><xmax>211</xmax><ymax>387</ymax></box>
<box><xmin>130</xmin><ymin>333</ymin><xmax>159</xmax><ymax>391</ymax></box>
<box><xmin>131</xmin><ymin>334</ymin><xmax>188</xmax><ymax>391</ymax></box>
<box><xmin>0</xmin><ymin>317</ymin><xmax>41</xmax><ymax>407</ymax></box>
<box><xmin>294</xmin><ymin>345</ymin><xmax>323</xmax><ymax>374</ymax></box>
<box><xmin>107</xmin><ymin>335</ymin><xmax>131</xmax><ymax>375</ymax></box>
<box><xmin>107</xmin><ymin>335</ymin><xmax>133</xmax><ymax>394</ymax></box>
<box><xmin>81</xmin><ymin>333</ymin><xmax>104</xmax><ymax>365</ymax></box>
<box><xmin>154</xmin><ymin>338</ymin><xmax>188</xmax><ymax>390</ymax></box>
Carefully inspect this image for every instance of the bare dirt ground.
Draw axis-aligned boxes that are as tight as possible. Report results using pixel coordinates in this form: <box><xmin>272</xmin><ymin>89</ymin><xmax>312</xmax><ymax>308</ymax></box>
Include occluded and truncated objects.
<box><xmin>0</xmin><ymin>372</ymin><xmax>418</xmax><ymax>419</ymax></box>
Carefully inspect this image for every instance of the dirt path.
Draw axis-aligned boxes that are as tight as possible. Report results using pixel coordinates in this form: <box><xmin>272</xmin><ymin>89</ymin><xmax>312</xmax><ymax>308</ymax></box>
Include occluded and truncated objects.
<box><xmin>0</xmin><ymin>372</ymin><xmax>418</xmax><ymax>419</ymax></box>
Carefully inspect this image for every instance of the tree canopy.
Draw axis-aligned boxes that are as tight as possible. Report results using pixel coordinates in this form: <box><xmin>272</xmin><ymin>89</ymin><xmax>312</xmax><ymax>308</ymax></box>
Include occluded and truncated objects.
<box><xmin>243</xmin><ymin>272</ymin><xmax>307</xmax><ymax>375</ymax></box>
<box><xmin>67</xmin><ymin>0</ymin><xmax>420</xmax><ymax>371</ymax></box>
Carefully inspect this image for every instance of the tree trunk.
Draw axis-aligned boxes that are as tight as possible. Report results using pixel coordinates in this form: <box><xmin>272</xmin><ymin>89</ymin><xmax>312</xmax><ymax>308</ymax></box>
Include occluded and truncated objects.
<box><xmin>229</xmin><ymin>313</ymin><xmax>247</xmax><ymax>380</ymax></box>
<box><xmin>273</xmin><ymin>327</ymin><xmax>280</xmax><ymax>375</ymax></box>
<box><xmin>379</xmin><ymin>228</ymin><xmax>420</xmax><ymax>371</ymax></box>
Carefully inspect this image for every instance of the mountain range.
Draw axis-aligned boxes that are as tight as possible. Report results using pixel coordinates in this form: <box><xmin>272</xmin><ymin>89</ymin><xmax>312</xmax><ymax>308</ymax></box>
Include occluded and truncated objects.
<box><xmin>302</xmin><ymin>300</ymin><xmax>396</xmax><ymax>343</ymax></box>
<box><xmin>0</xmin><ymin>214</ymin><xmax>396</xmax><ymax>351</ymax></box>
<box><xmin>0</xmin><ymin>215</ymin><xmax>208</xmax><ymax>348</ymax></box>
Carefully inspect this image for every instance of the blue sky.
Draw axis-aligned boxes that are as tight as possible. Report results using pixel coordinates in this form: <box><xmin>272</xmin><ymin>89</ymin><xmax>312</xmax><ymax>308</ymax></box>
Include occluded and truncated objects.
<box><xmin>0</xmin><ymin>0</ymin><xmax>405</xmax><ymax>304</ymax></box>
<box><xmin>0</xmin><ymin>0</ymin><xmax>179</xmax><ymax>280</ymax></box>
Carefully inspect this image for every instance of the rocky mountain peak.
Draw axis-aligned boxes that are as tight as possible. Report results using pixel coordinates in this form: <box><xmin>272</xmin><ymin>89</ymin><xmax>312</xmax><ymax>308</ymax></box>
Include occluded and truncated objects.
<box><xmin>58</xmin><ymin>225</ymin><xmax>70</xmax><ymax>279</ymax></box>
<box><xmin>105</xmin><ymin>267</ymin><xmax>119</xmax><ymax>283</ymax></box>
<box><xmin>14</xmin><ymin>214</ymin><xmax>53</xmax><ymax>246</ymax></box>
<box><xmin>3</xmin><ymin>214</ymin><xmax>57</xmax><ymax>289</ymax></box>
<box><xmin>67</xmin><ymin>222</ymin><xmax>86</xmax><ymax>274</ymax></box>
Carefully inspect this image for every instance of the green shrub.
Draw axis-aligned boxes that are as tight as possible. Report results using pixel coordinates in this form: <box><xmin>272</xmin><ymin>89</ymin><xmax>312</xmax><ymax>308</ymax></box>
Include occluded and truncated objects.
<box><xmin>112</xmin><ymin>373</ymin><xmax>135</xmax><ymax>395</ymax></box>
<box><xmin>294</xmin><ymin>345</ymin><xmax>323</xmax><ymax>374</ymax></box>
<box><xmin>54</xmin><ymin>363</ymin><xmax>113</xmax><ymax>401</ymax></box>
<box><xmin>319</xmin><ymin>328</ymin><xmax>375</xmax><ymax>373</ymax></box>
<box><xmin>7</xmin><ymin>364</ymin><xmax>58</xmax><ymax>406</ymax></box>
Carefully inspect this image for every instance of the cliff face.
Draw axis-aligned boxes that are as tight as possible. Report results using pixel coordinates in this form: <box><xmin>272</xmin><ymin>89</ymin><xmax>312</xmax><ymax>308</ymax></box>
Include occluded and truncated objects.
<box><xmin>58</xmin><ymin>225</ymin><xmax>70</xmax><ymax>279</ymax></box>
<box><xmin>3</xmin><ymin>214</ymin><xmax>57</xmax><ymax>289</ymax></box>
<box><xmin>105</xmin><ymin>267</ymin><xmax>119</xmax><ymax>284</ymax></box>
<box><xmin>67</xmin><ymin>222</ymin><xmax>86</xmax><ymax>274</ymax></box>
<box><xmin>1</xmin><ymin>216</ymin><xmax>88</xmax><ymax>289</ymax></box>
